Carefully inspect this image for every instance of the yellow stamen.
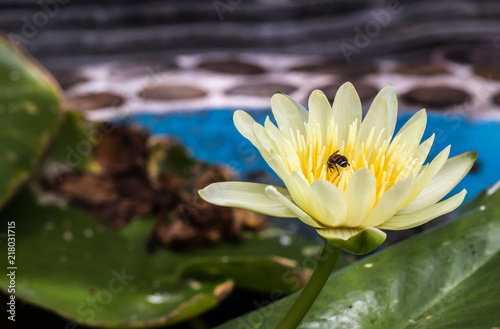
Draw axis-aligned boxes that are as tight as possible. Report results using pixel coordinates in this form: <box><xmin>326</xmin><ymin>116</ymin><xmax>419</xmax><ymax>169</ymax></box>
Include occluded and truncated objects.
<box><xmin>287</xmin><ymin>119</ymin><xmax>419</xmax><ymax>199</ymax></box>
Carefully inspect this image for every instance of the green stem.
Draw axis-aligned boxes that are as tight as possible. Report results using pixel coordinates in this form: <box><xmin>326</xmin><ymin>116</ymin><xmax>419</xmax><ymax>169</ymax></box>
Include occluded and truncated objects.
<box><xmin>276</xmin><ymin>242</ymin><xmax>340</xmax><ymax>329</ymax></box>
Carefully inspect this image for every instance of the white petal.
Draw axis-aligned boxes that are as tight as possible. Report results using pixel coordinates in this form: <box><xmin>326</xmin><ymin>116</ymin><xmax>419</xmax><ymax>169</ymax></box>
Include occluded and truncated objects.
<box><xmin>343</xmin><ymin>168</ymin><xmax>377</xmax><ymax>227</ymax></box>
<box><xmin>308</xmin><ymin>178</ymin><xmax>348</xmax><ymax>227</ymax></box>
<box><xmin>266</xmin><ymin>152</ymin><xmax>295</xmax><ymax>181</ymax></box>
<box><xmin>308</xmin><ymin>90</ymin><xmax>331</xmax><ymax>142</ymax></box>
<box><xmin>264</xmin><ymin>117</ymin><xmax>285</xmax><ymax>153</ymax></box>
<box><xmin>362</xmin><ymin>174</ymin><xmax>414</xmax><ymax>227</ymax></box>
<box><xmin>394</xmin><ymin>109</ymin><xmax>426</xmax><ymax>147</ymax></box>
<box><xmin>233</xmin><ymin>110</ymin><xmax>258</xmax><ymax>145</ymax></box>
<box><xmin>199</xmin><ymin>182</ymin><xmax>296</xmax><ymax>218</ymax></box>
<box><xmin>264</xmin><ymin>185</ymin><xmax>323</xmax><ymax>228</ymax></box>
<box><xmin>411</xmin><ymin>134</ymin><xmax>435</xmax><ymax>172</ymax></box>
<box><xmin>277</xmin><ymin>92</ymin><xmax>309</xmax><ymax>123</ymax></box>
<box><xmin>271</xmin><ymin>93</ymin><xmax>306</xmax><ymax>140</ymax></box>
<box><xmin>332</xmin><ymin>82</ymin><xmax>362</xmax><ymax>149</ymax></box>
<box><xmin>399</xmin><ymin>146</ymin><xmax>450</xmax><ymax>212</ymax></box>
<box><xmin>252</xmin><ymin>122</ymin><xmax>272</xmax><ymax>154</ymax></box>
<box><xmin>400</xmin><ymin>151</ymin><xmax>477</xmax><ymax>213</ymax></box>
<box><xmin>356</xmin><ymin>96</ymin><xmax>388</xmax><ymax>158</ymax></box>
<box><xmin>379</xmin><ymin>189</ymin><xmax>467</xmax><ymax>230</ymax></box>
<box><xmin>397</xmin><ymin>109</ymin><xmax>427</xmax><ymax>135</ymax></box>
<box><xmin>371</xmin><ymin>85</ymin><xmax>398</xmax><ymax>138</ymax></box>
<box><xmin>233</xmin><ymin>110</ymin><xmax>271</xmax><ymax>161</ymax></box>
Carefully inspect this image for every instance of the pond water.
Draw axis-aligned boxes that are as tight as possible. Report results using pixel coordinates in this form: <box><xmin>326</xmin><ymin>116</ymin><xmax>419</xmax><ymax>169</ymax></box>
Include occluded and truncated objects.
<box><xmin>120</xmin><ymin>109</ymin><xmax>500</xmax><ymax>203</ymax></box>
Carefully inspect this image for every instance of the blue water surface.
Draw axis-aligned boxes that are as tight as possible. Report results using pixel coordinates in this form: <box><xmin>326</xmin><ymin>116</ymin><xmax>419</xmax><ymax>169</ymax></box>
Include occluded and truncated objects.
<box><xmin>120</xmin><ymin>109</ymin><xmax>500</xmax><ymax>202</ymax></box>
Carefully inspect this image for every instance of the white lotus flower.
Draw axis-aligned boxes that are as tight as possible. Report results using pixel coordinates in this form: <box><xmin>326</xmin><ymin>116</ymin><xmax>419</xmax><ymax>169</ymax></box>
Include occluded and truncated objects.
<box><xmin>199</xmin><ymin>83</ymin><xmax>477</xmax><ymax>254</ymax></box>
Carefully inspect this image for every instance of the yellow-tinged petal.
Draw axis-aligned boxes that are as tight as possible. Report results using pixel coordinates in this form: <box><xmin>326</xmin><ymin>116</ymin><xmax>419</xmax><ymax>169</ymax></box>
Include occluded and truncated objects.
<box><xmin>399</xmin><ymin>145</ymin><xmax>450</xmax><ymax>211</ymax></box>
<box><xmin>234</xmin><ymin>110</ymin><xmax>271</xmax><ymax>160</ymax></box>
<box><xmin>308</xmin><ymin>178</ymin><xmax>347</xmax><ymax>227</ymax></box>
<box><xmin>234</xmin><ymin>110</ymin><xmax>258</xmax><ymax>145</ymax></box>
<box><xmin>198</xmin><ymin>182</ymin><xmax>296</xmax><ymax>218</ymax></box>
<box><xmin>401</xmin><ymin>151</ymin><xmax>477</xmax><ymax>213</ymax></box>
<box><xmin>343</xmin><ymin>168</ymin><xmax>377</xmax><ymax>227</ymax></box>
<box><xmin>308</xmin><ymin>90</ymin><xmax>332</xmax><ymax>142</ymax></box>
<box><xmin>362</xmin><ymin>173</ymin><xmax>414</xmax><ymax>227</ymax></box>
<box><xmin>332</xmin><ymin>82</ymin><xmax>362</xmax><ymax>149</ymax></box>
<box><xmin>277</xmin><ymin>91</ymin><xmax>309</xmax><ymax>123</ymax></box>
<box><xmin>379</xmin><ymin>189</ymin><xmax>467</xmax><ymax>230</ymax></box>
<box><xmin>266</xmin><ymin>150</ymin><xmax>297</xmax><ymax>181</ymax></box>
<box><xmin>392</xmin><ymin>109</ymin><xmax>427</xmax><ymax>153</ymax></box>
<box><xmin>271</xmin><ymin>93</ymin><xmax>306</xmax><ymax>140</ymax></box>
<box><xmin>264</xmin><ymin>185</ymin><xmax>324</xmax><ymax>228</ymax></box>
<box><xmin>252</xmin><ymin>122</ymin><xmax>272</xmax><ymax>154</ymax></box>
<box><xmin>371</xmin><ymin>85</ymin><xmax>398</xmax><ymax>138</ymax></box>
<box><xmin>397</xmin><ymin>108</ymin><xmax>427</xmax><ymax>137</ymax></box>
<box><xmin>411</xmin><ymin>134</ymin><xmax>435</xmax><ymax>172</ymax></box>
<box><xmin>356</xmin><ymin>94</ymin><xmax>389</xmax><ymax>157</ymax></box>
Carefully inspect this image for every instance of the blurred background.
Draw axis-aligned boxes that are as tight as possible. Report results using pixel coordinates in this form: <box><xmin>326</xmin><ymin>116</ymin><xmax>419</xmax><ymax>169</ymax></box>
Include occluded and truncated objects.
<box><xmin>1</xmin><ymin>1</ymin><xmax>500</xmax><ymax>328</ymax></box>
<box><xmin>2</xmin><ymin>0</ymin><xmax>499</xmax><ymax>195</ymax></box>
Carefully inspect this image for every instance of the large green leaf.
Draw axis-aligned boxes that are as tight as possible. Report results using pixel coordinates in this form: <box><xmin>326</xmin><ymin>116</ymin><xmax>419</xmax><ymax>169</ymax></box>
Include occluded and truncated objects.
<box><xmin>0</xmin><ymin>189</ymin><xmax>343</xmax><ymax>327</ymax></box>
<box><xmin>0</xmin><ymin>35</ymin><xmax>62</xmax><ymax>209</ymax></box>
<box><xmin>217</xmin><ymin>181</ymin><xmax>500</xmax><ymax>329</ymax></box>
<box><xmin>123</xmin><ymin>221</ymin><xmax>349</xmax><ymax>295</ymax></box>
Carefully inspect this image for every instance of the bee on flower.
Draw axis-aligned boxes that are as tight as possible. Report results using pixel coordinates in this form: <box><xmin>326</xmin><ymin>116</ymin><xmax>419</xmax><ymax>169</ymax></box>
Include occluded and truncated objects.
<box><xmin>199</xmin><ymin>82</ymin><xmax>477</xmax><ymax>254</ymax></box>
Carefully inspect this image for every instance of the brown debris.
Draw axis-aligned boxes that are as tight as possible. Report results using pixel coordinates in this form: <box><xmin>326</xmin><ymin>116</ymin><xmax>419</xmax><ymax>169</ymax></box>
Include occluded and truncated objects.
<box><xmin>93</xmin><ymin>125</ymin><xmax>149</xmax><ymax>175</ymax></box>
<box><xmin>156</xmin><ymin>167</ymin><xmax>267</xmax><ymax>250</ymax></box>
<box><xmin>44</xmin><ymin>171</ymin><xmax>160</xmax><ymax>228</ymax></box>
<box><xmin>44</xmin><ymin>124</ymin><xmax>267</xmax><ymax>249</ymax></box>
<box><xmin>46</xmin><ymin>172</ymin><xmax>119</xmax><ymax>205</ymax></box>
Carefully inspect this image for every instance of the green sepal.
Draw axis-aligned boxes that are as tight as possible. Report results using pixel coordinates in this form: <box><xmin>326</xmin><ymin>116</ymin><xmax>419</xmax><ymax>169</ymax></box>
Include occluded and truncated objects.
<box><xmin>316</xmin><ymin>227</ymin><xmax>386</xmax><ymax>255</ymax></box>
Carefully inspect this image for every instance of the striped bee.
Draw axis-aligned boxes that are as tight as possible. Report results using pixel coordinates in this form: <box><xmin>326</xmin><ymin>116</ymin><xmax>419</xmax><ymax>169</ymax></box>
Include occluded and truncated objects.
<box><xmin>327</xmin><ymin>150</ymin><xmax>350</xmax><ymax>175</ymax></box>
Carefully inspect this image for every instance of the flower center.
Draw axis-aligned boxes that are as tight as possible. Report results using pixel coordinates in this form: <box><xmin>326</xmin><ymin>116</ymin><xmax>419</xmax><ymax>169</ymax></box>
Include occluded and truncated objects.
<box><xmin>285</xmin><ymin>119</ymin><xmax>420</xmax><ymax>201</ymax></box>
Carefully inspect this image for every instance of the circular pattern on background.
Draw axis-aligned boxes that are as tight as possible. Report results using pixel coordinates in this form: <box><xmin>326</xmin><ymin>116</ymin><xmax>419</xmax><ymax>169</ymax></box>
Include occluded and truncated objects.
<box><xmin>473</xmin><ymin>65</ymin><xmax>500</xmax><ymax>82</ymax></box>
<box><xmin>392</xmin><ymin>63</ymin><xmax>449</xmax><ymax>76</ymax></box>
<box><xmin>402</xmin><ymin>86</ymin><xmax>470</xmax><ymax>109</ymax></box>
<box><xmin>65</xmin><ymin>92</ymin><xmax>125</xmax><ymax>111</ymax></box>
<box><xmin>58</xmin><ymin>54</ymin><xmax>500</xmax><ymax>116</ymax></box>
<box><xmin>197</xmin><ymin>60</ymin><xmax>265</xmax><ymax>75</ymax></box>
<box><xmin>493</xmin><ymin>92</ymin><xmax>500</xmax><ymax>107</ymax></box>
<box><xmin>110</xmin><ymin>61</ymin><xmax>178</xmax><ymax>78</ymax></box>
<box><xmin>53</xmin><ymin>70</ymin><xmax>88</xmax><ymax>90</ymax></box>
<box><xmin>225</xmin><ymin>83</ymin><xmax>297</xmax><ymax>97</ymax></box>
<box><xmin>139</xmin><ymin>85</ymin><xmax>207</xmax><ymax>100</ymax></box>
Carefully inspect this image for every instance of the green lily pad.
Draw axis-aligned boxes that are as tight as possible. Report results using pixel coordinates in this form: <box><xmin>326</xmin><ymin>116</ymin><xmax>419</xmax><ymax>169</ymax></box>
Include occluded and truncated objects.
<box><xmin>0</xmin><ymin>191</ymin><xmax>232</xmax><ymax>327</ymax></box>
<box><xmin>216</xmin><ymin>181</ymin><xmax>500</xmax><ymax>329</ymax></box>
<box><xmin>0</xmin><ymin>35</ymin><xmax>62</xmax><ymax>210</ymax></box>
<box><xmin>0</xmin><ymin>189</ymin><xmax>346</xmax><ymax>327</ymax></box>
<box><xmin>121</xmin><ymin>220</ymin><xmax>349</xmax><ymax>295</ymax></box>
